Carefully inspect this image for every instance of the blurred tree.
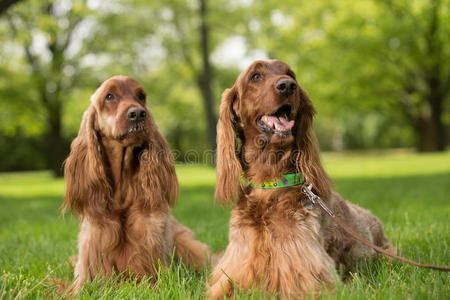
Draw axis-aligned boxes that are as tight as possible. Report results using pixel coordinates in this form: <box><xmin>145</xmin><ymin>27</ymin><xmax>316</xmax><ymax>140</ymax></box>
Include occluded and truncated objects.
<box><xmin>375</xmin><ymin>0</ymin><xmax>449</xmax><ymax>152</ymax></box>
<box><xmin>4</xmin><ymin>0</ymin><xmax>93</xmax><ymax>175</ymax></box>
<box><xmin>243</xmin><ymin>0</ymin><xmax>449</xmax><ymax>152</ymax></box>
<box><xmin>199</xmin><ymin>0</ymin><xmax>216</xmax><ymax>150</ymax></box>
<box><xmin>3</xmin><ymin>0</ymin><xmax>446</xmax><ymax>173</ymax></box>
<box><xmin>0</xmin><ymin>0</ymin><xmax>170</xmax><ymax>173</ymax></box>
<box><xmin>130</xmin><ymin>0</ymin><xmax>245</xmax><ymax>155</ymax></box>
<box><xmin>322</xmin><ymin>0</ymin><xmax>450</xmax><ymax>151</ymax></box>
<box><xmin>0</xmin><ymin>0</ymin><xmax>245</xmax><ymax>172</ymax></box>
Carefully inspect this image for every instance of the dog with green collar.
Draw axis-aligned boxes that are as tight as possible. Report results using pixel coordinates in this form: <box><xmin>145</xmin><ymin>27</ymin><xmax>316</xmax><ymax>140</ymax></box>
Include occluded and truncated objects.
<box><xmin>208</xmin><ymin>60</ymin><xmax>395</xmax><ymax>299</ymax></box>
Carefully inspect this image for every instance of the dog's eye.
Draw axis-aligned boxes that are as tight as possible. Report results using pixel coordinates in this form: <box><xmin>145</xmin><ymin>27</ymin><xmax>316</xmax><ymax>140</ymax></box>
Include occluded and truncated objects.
<box><xmin>105</xmin><ymin>93</ymin><xmax>115</xmax><ymax>102</ymax></box>
<box><xmin>287</xmin><ymin>72</ymin><xmax>296</xmax><ymax>79</ymax></box>
<box><xmin>250</xmin><ymin>72</ymin><xmax>262</xmax><ymax>82</ymax></box>
<box><xmin>138</xmin><ymin>91</ymin><xmax>146</xmax><ymax>102</ymax></box>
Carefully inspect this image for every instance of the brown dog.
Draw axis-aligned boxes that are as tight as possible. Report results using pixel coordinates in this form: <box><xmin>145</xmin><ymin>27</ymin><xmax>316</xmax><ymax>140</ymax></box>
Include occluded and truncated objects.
<box><xmin>209</xmin><ymin>60</ymin><xmax>395</xmax><ymax>298</ymax></box>
<box><xmin>63</xmin><ymin>76</ymin><xmax>212</xmax><ymax>293</ymax></box>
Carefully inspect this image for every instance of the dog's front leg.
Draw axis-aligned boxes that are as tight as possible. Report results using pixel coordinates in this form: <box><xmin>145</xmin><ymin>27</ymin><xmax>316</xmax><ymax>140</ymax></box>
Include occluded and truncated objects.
<box><xmin>208</xmin><ymin>225</ymin><xmax>255</xmax><ymax>299</ymax></box>
<box><xmin>70</xmin><ymin>219</ymin><xmax>117</xmax><ymax>294</ymax></box>
<box><xmin>71</xmin><ymin>220</ymin><xmax>97</xmax><ymax>294</ymax></box>
<box><xmin>208</xmin><ymin>241</ymin><xmax>245</xmax><ymax>299</ymax></box>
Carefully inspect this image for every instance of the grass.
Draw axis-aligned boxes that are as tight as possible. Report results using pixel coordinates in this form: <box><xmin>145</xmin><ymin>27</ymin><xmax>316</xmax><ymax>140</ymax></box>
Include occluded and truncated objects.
<box><xmin>0</xmin><ymin>151</ymin><xmax>449</xmax><ymax>299</ymax></box>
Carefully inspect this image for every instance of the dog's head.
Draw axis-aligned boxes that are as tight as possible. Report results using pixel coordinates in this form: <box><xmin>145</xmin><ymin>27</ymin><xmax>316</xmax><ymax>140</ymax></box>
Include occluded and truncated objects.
<box><xmin>89</xmin><ymin>76</ymin><xmax>153</xmax><ymax>147</ymax></box>
<box><xmin>216</xmin><ymin>60</ymin><xmax>331</xmax><ymax>204</ymax></box>
<box><xmin>63</xmin><ymin>76</ymin><xmax>178</xmax><ymax>218</ymax></box>
<box><xmin>224</xmin><ymin>60</ymin><xmax>306</xmax><ymax>144</ymax></box>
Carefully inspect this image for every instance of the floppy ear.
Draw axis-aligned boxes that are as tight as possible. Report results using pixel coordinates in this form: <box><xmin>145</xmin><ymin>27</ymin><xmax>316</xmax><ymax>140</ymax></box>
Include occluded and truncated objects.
<box><xmin>62</xmin><ymin>106</ymin><xmax>112</xmax><ymax>218</ymax></box>
<box><xmin>215</xmin><ymin>87</ymin><xmax>242</xmax><ymax>205</ymax></box>
<box><xmin>294</xmin><ymin>86</ymin><xmax>332</xmax><ymax>198</ymax></box>
<box><xmin>139</xmin><ymin>120</ymin><xmax>179</xmax><ymax>210</ymax></box>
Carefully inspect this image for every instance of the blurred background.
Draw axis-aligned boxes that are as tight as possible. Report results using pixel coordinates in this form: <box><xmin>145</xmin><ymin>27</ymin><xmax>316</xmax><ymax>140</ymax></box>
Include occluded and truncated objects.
<box><xmin>0</xmin><ymin>0</ymin><xmax>449</xmax><ymax>176</ymax></box>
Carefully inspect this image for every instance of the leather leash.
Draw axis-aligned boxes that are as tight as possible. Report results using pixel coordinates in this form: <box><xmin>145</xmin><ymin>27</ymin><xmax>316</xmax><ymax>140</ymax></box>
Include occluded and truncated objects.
<box><xmin>302</xmin><ymin>184</ymin><xmax>450</xmax><ymax>271</ymax></box>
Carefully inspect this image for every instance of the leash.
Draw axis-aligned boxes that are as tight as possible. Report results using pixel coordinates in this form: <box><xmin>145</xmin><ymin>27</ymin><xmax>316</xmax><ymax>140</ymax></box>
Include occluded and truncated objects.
<box><xmin>301</xmin><ymin>184</ymin><xmax>450</xmax><ymax>271</ymax></box>
<box><xmin>244</xmin><ymin>173</ymin><xmax>449</xmax><ymax>270</ymax></box>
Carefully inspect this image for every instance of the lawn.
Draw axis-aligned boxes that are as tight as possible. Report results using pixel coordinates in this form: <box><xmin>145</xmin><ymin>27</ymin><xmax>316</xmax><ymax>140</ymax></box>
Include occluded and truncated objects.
<box><xmin>0</xmin><ymin>151</ymin><xmax>449</xmax><ymax>299</ymax></box>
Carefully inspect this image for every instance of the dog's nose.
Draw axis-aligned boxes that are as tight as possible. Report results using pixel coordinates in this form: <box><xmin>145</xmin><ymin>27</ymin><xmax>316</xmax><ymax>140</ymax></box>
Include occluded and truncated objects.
<box><xmin>276</xmin><ymin>78</ymin><xmax>297</xmax><ymax>96</ymax></box>
<box><xmin>127</xmin><ymin>107</ymin><xmax>146</xmax><ymax>122</ymax></box>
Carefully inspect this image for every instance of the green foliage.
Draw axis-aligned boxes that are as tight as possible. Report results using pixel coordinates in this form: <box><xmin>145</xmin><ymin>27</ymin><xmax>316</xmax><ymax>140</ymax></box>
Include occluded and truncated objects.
<box><xmin>0</xmin><ymin>132</ymin><xmax>47</xmax><ymax>171</ymax></box>
<box><xmin>0</xmin><ymin>0</ymin><xmax>449</xmax><ymax>172</ymax></box>
<box><xmin>0</xmin><ymin>0</ymin><xmax>249</xmax><ymax>169</ymax></box>
<box><xmin>242</xmin><ymin>0</ymin><xmax>450</xmax><ymax>151</ymax></box>
<box><xmin>0</xmin><ymin>152</ymin><xmax>449</xmax><ymax>298</ymax></box>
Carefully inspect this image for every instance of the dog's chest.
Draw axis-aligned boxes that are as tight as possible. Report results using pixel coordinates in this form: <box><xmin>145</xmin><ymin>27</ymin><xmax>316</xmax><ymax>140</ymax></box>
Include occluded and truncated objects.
<box><xmin>229</xmin><ymin>206</ymin><xmax>326</xmax><ymax>282</ymax></box>
<box><xmin>111</xmin><ymin>178</ymin><xmax>140</xmax><ymax>210</ymax></box>
<box><xmin>235</xmin><ymin>199</ymin><xmax>318</xmax><ymax>244</ymax></box>
<box><xmin>238</xmin><ymin>190</ymin><xmax>311</xmax><ymax>228</ymax></box>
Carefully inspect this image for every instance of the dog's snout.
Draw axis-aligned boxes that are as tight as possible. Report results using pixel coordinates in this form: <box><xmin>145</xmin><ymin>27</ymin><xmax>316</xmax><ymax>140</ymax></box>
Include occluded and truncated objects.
<box><xmin>127</xmin><ymin>106</ymin><xmax>146</xmax><ymax>123</ymax></box>
<box><xmin>276</xmin><ymin>78</ymin><xmax>297</xmax><ymax>96</ymax></box>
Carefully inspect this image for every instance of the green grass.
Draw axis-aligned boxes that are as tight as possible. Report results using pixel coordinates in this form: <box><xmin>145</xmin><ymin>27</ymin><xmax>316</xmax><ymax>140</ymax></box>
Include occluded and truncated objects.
<box><xmin>0</xmin><ymin>151</ymin><xmax>449</xmax><ymax>299</ymax></box>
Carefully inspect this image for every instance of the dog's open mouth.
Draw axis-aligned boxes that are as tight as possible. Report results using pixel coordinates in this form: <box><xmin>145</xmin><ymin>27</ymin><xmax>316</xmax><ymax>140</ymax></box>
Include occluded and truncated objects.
<box><xmin>257</xmin><ymin>105</ymin><xmax>294</xmax><ymax>137</ymax></box>
<box><xmin>117</xmin><ymin>123</ymin><xmax>146</xmax><ymax>141</ymax></box>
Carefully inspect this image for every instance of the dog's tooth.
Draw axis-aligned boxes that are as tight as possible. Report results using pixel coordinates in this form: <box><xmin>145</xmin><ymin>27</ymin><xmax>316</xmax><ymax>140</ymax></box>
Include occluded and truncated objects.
<box><xmin>274</xmin><ymin>122</ymin><xmax>279</xmax><ymax>131</ymax></box>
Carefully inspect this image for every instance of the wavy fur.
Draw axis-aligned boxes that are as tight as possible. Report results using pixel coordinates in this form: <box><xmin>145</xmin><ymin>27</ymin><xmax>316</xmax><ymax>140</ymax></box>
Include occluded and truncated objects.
<box><xmin>63</xmin><ymin>76</ymin><xmax>211</xmax><ymax>294</ymax></box>
<box><xmin>209</xmin><ymin>60</ymin><xmax>394</xmax><ymax>299</ymax></box>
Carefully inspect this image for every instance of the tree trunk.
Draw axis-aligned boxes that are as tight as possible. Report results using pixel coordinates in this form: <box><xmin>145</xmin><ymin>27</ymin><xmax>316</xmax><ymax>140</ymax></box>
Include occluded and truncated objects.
<box><xmin>416</xmin><ymin>116</ymin><xmax>437</xmax><ymax>152</ymax></box>
<box><xmin>172</xmin><ymin>124</ymin><xmax>184</xmax><ymax>162</ymax></box>
<box><xmin>417</xmin><ymin>0</ymin><xmax>447</xmax><ymax>152</ymax></box>
<box><xmin>198</xmin><ymin>0</ymin><xmax>217</xmax><ymax>151</ymax></box>
<box><xmin>423</xmin><ymin>74</ymin><xmax>446</xmax><ymax>152</ymax></box>
<box><xmin>430</xmin><ymin>96</ymin><xmax>446</xmax><ymax>151</ymax></box>
<box><xmin>45</xmin><ymin>102</ymin><xmax>65</xmax><ymax>177</ymax></box>
<box><xmin>414</xmin><ymin>94</ymin><xmax>446</xmax><ymax>152</ymax></box>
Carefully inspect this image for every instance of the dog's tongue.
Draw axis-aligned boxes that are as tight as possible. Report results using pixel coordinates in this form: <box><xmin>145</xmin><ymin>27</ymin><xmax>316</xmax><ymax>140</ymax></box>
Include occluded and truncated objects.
<box><xmin>261</xmin><ymin>115</ymin><xmax>295</xmax><ymax>132</ymax></box>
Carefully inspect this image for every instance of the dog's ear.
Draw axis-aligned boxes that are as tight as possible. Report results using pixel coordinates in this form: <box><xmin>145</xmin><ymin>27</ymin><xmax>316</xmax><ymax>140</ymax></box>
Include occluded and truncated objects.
<box><xmin>215</xmin><ymin>87</ymin><xmax>242</xmax><ymax>205</ymax></box>
<box><xmin>62</xmin><ymin>106</ymin><xmax>112</xmax><ymax>218</ymax></box>
<box><xmin>294</xmin><ymin>86</ymin><xmax>332</xmax><ymax>198</ymax></box>
<box><xmin>139</xmin><ymin>116</ymin><xmax>179</xmax><ymax>209</ymax></box>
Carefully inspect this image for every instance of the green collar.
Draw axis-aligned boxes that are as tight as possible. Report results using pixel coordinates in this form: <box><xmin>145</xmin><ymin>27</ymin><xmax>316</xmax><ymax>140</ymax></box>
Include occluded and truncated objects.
<box><xmin>245</xmin><ymin>172</ymin><xmax>305</xmax><ymax>189</ymax></box>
